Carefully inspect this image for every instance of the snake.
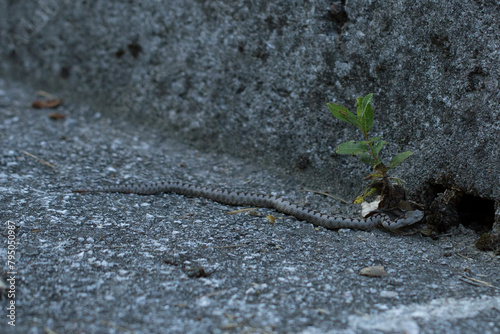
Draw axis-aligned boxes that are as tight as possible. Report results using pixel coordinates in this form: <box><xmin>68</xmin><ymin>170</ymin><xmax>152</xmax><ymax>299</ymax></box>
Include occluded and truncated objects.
<box><xmin>73</xmin><ymin>181</ymin><xmax>424</xmax><ymax>231</ymax></box>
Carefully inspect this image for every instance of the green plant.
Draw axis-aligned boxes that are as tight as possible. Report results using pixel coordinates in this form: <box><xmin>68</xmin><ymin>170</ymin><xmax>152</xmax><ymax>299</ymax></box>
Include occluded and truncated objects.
<box><xmin>327</xmin><ymin>93</ymin><xmax>413</xmax><ymax>204</ymax></box>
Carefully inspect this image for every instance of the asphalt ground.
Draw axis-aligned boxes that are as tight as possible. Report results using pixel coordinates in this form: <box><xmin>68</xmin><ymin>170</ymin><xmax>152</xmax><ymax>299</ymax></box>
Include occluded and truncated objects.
<box><xmin>1</xmin><ymin>78</ymin><xmax>499</xmax><ymax>333</ymax></box>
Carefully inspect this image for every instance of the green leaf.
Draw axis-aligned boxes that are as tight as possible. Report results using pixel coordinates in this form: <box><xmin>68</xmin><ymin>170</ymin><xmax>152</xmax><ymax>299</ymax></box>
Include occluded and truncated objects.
<box><xmin>372</xmin><ymin>159</ymin><xmax>383</xmax><ymax>169</ymax></box>
<box><xmin>357</xmin><ymin>94</ymin><xmax>373</xmax><ymax>116</ymax></box>
<box><xmin>388</xmin><ymin>151</ymin><xmax>413</xmax><ymax>169</ymax></box>
<box><xmin>365</xmin><ymin>172</ymin><xmax>384</xmax><ymax>180</ymax></box>
<box><xmin>389</xmin><ymin>177</ymin><xmax>404</xmax><ymax>185</ymax></box>
<box><xmin>359</xmin><ymin>152</ymin><xmax>375</xmax><ymax>165</ymax></box>
<box><xmin>359</xmin><ymin>102</ymin><xmax>374</xmax><ymax>133</ymax></box>
<box><xmin>327</xmin><ymin>103</ymin><xmax>359</xmax><ymax>127</ymax></box>
<box><xmin>357</xmin><ymin>94</ymin><xmax>374</xmax><ymax>133</ymax></box>
<box><xmin>336</xmin><ymin>141</ymin><xmax>369</xmax><ymax>155</ymax></box>
<box><xmin>372</xmin><ymin>140</ymin><xmax>387</xmax><ymax>157</ymax></box>
<box><xmin>365</xmin><ymin>187</ymin><xmax>378</xmax><ymax>196</ymax></box>
<box><xmin>356</xmin><ymin>97</ymin><xmax>363</xmax><ymax>112</ymax></box>
<box><xmin>353</xmin><ymin>195</ymin><xmax>365</xmax><ymax>204</ymax></box>
<box><xmin>354</xmin><ymin>187</ymin><xmax>378</xmax><ymax>204</ymax></box>
<box><xmin>368</xmin><ymin>136</ymin><xmax>382</xmax><ymax>143</ymax></box>
<box><xmin>356</xmin><ymin>94</ymin><xmax>373</xmax><ymax>134</ymax></box>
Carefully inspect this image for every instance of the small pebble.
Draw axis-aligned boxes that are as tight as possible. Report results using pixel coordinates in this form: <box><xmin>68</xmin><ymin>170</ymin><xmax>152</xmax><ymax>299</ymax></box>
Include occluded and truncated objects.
<box><xmin>360</xmin><ymin>265</ymin><xmax>388</xmax><ymax>277</ymax></box>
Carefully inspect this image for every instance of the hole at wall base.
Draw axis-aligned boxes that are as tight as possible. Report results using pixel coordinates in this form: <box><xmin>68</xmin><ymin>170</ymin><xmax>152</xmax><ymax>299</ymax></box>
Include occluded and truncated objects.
<box><xmin>423</xmin><ymin>184</ymin><xmax>495</xmax><ymax>234</ymax></box>
<box><xmin>456</xmin><ymin>193</ymin><xmax>495</xmax><ymax>234</ymax></box>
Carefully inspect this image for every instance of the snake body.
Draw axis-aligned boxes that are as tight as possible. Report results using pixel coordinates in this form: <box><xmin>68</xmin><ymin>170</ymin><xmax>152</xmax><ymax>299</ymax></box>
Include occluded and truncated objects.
<box><xmin>73</xmin><ymin>181</ymin><xmax>423</xmax><ymax>231</ymax></box>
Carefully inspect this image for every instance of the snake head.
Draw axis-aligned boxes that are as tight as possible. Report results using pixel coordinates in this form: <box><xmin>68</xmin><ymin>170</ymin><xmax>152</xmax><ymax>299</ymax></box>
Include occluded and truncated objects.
<box><xmin>381</xmin><ymin>209</ymin><xmax>424</xmax><ymax>230</ymax></box>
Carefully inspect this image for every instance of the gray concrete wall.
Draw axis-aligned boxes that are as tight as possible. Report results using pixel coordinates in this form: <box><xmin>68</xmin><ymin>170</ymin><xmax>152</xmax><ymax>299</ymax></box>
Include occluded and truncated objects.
<box><xmin>1</xmin><ymin>0</ymin><xmax>498</xmax><ymax>204</ymax></box>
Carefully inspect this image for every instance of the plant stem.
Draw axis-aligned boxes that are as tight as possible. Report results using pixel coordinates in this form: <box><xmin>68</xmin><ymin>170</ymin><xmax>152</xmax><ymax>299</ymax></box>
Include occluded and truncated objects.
<box><xmin>362</xmin><ymin>131</ymin><xmax>387</xmax><ymax>176</ymax></box>
<box><xmin>363</xmin><ymin>131</ymin><xmax>378</xmax><ymax>161</ymax></box>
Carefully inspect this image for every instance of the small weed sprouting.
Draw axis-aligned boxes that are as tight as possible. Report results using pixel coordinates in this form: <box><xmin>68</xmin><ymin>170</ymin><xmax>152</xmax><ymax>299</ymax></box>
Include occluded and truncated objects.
<box><xmin>328</xmin><ymin>93</ymin><xmax>413</xmax><ymax>204</ymax></box>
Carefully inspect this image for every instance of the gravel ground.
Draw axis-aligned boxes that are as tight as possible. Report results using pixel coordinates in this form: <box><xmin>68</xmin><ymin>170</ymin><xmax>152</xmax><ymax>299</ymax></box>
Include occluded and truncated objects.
<box><xmin>0</xmin><ymin>78</ymin><xmax>499</xmax><ymax>334</ymax></box>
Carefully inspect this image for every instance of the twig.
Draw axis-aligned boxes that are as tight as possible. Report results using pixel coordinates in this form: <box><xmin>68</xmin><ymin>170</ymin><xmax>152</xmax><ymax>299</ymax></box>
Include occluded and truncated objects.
<box><xmin>460</xmin><ymin>274</ymin><xmax>500</xmax><ymax>290</ymax></box>
<box><xmin>36</xmin><ymin>90</ymin><xmax>58</xmax><ymax>99</ymax></box>
<box><xmin>226</xmin><ymin>207</ymin><xmax>259</xmax><ymax>215</ymax></box>
<box><xmin>206</xmin><ymin>243</ymin><xmax>248</xmax><ymax>249</ymax></box>
<box><xmin>198</xmin><ymin>289</ymin><xmax>229</xmax><ymax>299</ymax></box>
<box><xmin>21</xmin><ymin>150</ymin><xmax>55</xmax><ymax>168</ymax></box>
<box><xmin>456</xmin><ymin>253</ymin><xmax>474</xmax><ymax>261</ymax></box>
<box><xmin>303</xmin><ymin>188</ymin><xmax>350</xmax><ymax>204</ymax></box>
<box><xmin>101</xmin><ymin>320</ymin><xmax>135</xmax><ymax>333</ymax></box>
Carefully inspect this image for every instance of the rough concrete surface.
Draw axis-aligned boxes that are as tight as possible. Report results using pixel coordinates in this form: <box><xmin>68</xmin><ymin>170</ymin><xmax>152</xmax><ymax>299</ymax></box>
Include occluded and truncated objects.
<box><xmin>0</xmin><ymin>79</ymin><xmax>499</xmax><ymax>333</ymax></box>
<box><xmin>0</xmin><ymin>0</ymin><xmax>499</xmax><ymax>331</ymax></box>
<box><xmin>0</xmin><ymin>1</ymin><xmax>498</xmax><ymax>202</ymax></box>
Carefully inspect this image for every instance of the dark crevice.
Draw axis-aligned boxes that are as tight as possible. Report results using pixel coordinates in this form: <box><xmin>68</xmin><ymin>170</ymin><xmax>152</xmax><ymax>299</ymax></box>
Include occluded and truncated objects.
<box><xmin>457</xmin><ymin>193</ymin><xmax>495</xmax><ymax>233</ymax></box>
<box><xmin>325</xmin><ymin>1</ymin><xmax>349</xmax><ymax>34</ymax></box>
<box><xmin>421</xmin><ymin>182</ymin><xmax>495</xmax><ymax>235</ymax></box>
<box><xmin>127</xmin><ymin>42</ymin><xmax>143</xmax><ymax>58</ymax></box>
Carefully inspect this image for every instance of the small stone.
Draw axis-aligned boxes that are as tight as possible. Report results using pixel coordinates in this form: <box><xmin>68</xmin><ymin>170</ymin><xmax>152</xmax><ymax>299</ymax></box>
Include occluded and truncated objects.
<box><xmin>359</xmin><ymin>265</ymin><xmax>388</xmax><ymax>277</ymax></box>
<box><xmin>380</xmin><ymin>290</ymin><xmax>399</xmax><ymax>298</ymax></box>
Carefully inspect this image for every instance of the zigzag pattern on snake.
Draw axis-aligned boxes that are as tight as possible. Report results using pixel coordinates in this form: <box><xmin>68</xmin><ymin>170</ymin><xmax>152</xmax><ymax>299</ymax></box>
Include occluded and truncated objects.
<box><xmin>73</xmin><ymin>181</ymin><xmax>424</xmax><ymax>231</ymax></box>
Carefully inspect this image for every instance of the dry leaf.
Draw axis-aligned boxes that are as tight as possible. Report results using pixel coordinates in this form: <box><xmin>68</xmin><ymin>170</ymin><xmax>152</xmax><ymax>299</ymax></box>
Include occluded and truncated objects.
<box><xmin>266</xmin><ymin>215</ymin><xmax>276</xmax><ymax>224</ymax></box>
<box><xmin>48</xmin><ymin>112</ymin><xmax>66</xmax><ymax>120</ymax></box>
<box><xmin>32</xmin><ymin>98</ymin><xmax>63</xmax><ymax>109</ymax></box>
